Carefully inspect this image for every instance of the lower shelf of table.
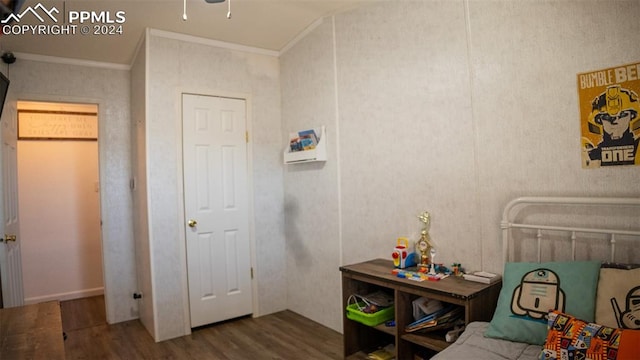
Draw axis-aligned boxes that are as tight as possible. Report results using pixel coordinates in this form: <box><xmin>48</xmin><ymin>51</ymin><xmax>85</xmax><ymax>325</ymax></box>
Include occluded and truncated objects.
<box><xmin>345</xmin><ymin>351</ymin><xmax>370</xmax><ymax>360</ymax></box>
<box><xmin>345</xmin><ymin>319</ymin><xmax>453</xmax><ymax>359</ymax></box>
<box><xmin>401</xmin><ymin>331</ymin><xmax>451</xmax><ymax>352</ymax></box>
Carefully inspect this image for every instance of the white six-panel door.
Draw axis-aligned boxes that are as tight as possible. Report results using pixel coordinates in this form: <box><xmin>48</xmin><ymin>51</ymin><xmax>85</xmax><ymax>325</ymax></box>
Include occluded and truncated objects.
<box><xmin>182</xmin><ymin>94</ymin><xmax>252</xmax><ymax>327</ymax></box>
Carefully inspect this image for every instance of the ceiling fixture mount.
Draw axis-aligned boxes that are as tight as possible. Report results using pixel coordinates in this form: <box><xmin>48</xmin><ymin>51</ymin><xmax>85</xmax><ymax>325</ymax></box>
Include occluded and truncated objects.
<box><xmin>205</xmin><ymin>0</ymin><xmax>231</xmax><ymax>19</ymax></box>
<box><xmin>183</xmin><ymin>0</ymin><xmax>231</xmax><ymax>21</ymax></box>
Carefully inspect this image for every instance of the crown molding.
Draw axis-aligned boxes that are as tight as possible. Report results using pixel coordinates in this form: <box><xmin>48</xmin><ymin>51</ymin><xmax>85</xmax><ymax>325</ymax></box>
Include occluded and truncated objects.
<box><xmin>280</xmin><ymin>17</ymin><xmax>324</xmax><ymax>56</ymax></box>
<box><xmin>11</xmin><ymin>52</ymin><xmax>130</xmax><ymax>71</ymax></box>
<box><xmin>149</xmin><ymin>28</ymin><xmax>279</xmax><ymax>58</ymax></box>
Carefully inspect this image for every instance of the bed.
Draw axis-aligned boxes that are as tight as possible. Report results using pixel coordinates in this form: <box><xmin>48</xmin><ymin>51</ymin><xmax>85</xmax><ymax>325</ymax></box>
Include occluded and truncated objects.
<box><xmin>431</xmin><ymin>196</ymin><xmax>640</xmax><ymax>360</ymax></box>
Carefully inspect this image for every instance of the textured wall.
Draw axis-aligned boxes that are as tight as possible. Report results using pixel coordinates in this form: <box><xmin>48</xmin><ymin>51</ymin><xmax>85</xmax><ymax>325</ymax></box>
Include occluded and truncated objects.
<box><xmin>335</xmin><ymin>1</ymin><xmax>479</xmax><ymax>270</ymax></box>
<box><xmin>145</xmin><ymin>31</ymin><xmax>285</xmax><ymax>341</ymax></box>
<box><xmin>281</xmin><ymin>20</ymin><xmax>343</xmax><ymax>332</ymax></box>
<box><xmin>467</xmin><ymin>0</ymin><xmax>640</xmax><ymax>272</ymax></box>
<box><xmin>281</xmin><ymin>0</ymin><xmax>640</xmax><ymax>332</ymax></box>
<box><xmin>8</xmin><ymin>59</ymin><xmax>136</xmax><ymax>324</ymax></box>
<box><xmin>130</xmin><ymin>36</ymin><xmax>154</xmax><ymax>335</ymax></box>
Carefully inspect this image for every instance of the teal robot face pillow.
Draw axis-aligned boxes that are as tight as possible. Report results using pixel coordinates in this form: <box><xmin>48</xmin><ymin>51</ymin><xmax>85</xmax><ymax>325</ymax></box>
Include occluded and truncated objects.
<box><xmin>485</xmin><ymin>260</ymin><xmax>601</xmax><ymax>345</ymax></box>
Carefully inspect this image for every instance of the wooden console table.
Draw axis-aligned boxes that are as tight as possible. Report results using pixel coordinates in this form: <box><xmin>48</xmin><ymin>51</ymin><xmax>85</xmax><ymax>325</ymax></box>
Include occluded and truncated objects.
<box><xmin>340</xmin><ymin>258</ymin><xmax>501</xmax><ymax>359</ymax></box>
<box><xmin>0</xmin><ymin>301</ymin><xmax>66</xmax><ymax>359</ymax></box>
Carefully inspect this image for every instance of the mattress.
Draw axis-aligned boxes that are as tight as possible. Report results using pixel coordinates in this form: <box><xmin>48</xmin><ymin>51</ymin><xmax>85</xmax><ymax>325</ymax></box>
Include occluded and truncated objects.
<box><xmin>430</xmin><ymin>322</ymin><xmax>542</xmax><ymax>360</ymax></box>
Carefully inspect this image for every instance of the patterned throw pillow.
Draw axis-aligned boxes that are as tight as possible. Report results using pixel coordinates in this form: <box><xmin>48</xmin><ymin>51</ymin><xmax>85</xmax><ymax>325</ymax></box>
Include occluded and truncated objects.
<box><xmin>484</xmin><ymin>261</ymin><xmax>601</xmax><ymax>345</ymax></box>
<box><xmin>540</xmin><ymin>310</ymin><xmax>640</xmax><ymax>360</ymax></box>
<box><xmin>595</xmin><ymin>267</ymin><xmax>640</xmax><ymax>329</ymax></box>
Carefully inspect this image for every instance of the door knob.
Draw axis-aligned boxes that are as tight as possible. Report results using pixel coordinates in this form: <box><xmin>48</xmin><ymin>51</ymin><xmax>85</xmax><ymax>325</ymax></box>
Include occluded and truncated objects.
<box><xmin>3</xmin><ymin>234</ymin><xmax>16</xmax><ymax>242</ymax></box>
<box><xmin>188</xmin><ymin>220</ymin><xmax>197</xmax><ymax>228</ymax></box>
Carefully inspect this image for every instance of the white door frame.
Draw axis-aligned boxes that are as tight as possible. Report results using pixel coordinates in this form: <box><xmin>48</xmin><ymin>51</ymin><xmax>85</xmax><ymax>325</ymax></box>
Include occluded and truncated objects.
<box><xmin>5</xmin><ymin>94</ymin><xmax>109</xmax><ymax>314</ymax></box>
<box><xmin>175</xmin><ymin>88</ymin><xmax>257</xmax><ymax>335</ymax></box>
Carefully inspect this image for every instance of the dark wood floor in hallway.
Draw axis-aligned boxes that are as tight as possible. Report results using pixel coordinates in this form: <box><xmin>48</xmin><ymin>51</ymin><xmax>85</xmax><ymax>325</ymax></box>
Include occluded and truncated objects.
<box><xmin>61</xmin><ymin>296</ymin><xmax>343</xmax><ymax>359</ymax></box>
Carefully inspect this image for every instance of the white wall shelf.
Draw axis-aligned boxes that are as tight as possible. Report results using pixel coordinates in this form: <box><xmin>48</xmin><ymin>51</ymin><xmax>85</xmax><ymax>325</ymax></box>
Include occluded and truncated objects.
<box><xmin>284</xmin><ymin>126</ymin><xmax>327</xmax><ymax>164</ymax></box>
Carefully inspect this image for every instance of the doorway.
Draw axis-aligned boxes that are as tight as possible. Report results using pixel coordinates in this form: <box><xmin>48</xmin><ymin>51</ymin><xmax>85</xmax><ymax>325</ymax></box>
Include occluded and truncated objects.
<box><xmin>16</xmin><ymin>101</ymin><xmax>104</xmax><ymax>305</ymax></box>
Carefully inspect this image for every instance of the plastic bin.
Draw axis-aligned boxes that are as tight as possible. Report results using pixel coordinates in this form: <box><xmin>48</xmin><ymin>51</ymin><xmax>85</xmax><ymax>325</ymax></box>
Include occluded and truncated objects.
<box><xmin>346</xmin><ymin>302</ymin><xmax>395</xmax><ymax>326</ymax></box>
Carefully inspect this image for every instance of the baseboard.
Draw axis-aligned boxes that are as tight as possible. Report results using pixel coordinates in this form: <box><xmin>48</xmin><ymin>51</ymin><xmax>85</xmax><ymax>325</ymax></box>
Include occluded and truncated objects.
<box><xmin>24</xmin><ymin>287</ymin><xmax>104</xmax><ymax>305</ymax></box>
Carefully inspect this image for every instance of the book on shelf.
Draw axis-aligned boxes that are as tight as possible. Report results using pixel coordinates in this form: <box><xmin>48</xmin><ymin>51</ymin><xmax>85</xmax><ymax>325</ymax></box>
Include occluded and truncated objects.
<box><xmin>361</xmin><ymin>290</ymin><xmax>394</xmax><ymax>307</ymax></box>
<box><xmin>412</xmin><ymin>297</ymin><xmax>443</xmax><ymax>321</ymax></box>
<box><xmin>298</xmin><ymin>129</ymin><xmax>318</xmax><ymax>149</ymax></box>
<box><xmin>289</xmin><ymin>129</ymin><xmax>319</xmax><ymax>152</ymax></box>
<box><xmin>405</xmin><ymin>304</ymin><xmax>463</xmax><ymax>333</ymax></box>
<box><xmin>462</xmin><ymin>271</ymin><xmax>501</xmax><ymax>284</ymax></box>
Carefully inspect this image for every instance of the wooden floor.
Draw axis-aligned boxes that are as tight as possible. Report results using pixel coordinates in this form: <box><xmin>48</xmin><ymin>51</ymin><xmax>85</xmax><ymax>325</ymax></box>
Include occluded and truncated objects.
<box><xmin>61</xmin><ymin>296</ymin><xmax>344</xmax><ymax>359</ymax></box>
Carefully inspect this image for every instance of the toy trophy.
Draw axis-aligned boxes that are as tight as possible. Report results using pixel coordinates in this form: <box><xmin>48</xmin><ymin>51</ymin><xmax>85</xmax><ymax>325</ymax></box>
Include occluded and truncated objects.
<box><xmin>416</xmin><ymin>211</ymin><xmax>434</xmax><ymax>273</ymax></box>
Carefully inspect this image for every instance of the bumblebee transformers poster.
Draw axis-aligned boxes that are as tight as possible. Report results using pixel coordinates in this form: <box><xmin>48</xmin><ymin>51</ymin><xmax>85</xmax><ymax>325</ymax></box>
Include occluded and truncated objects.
<box><xmin>577</xmin><ymin>61</ymin><xmax>640</xmax><ymax>168</ymax></box>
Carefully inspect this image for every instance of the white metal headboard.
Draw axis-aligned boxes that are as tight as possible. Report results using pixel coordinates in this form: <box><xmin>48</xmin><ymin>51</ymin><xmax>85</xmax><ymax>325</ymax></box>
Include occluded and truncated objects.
<box><xmin>501</xmin><ymin>196</ymin><xmax>640</xmax><ymax>263</ymax></box>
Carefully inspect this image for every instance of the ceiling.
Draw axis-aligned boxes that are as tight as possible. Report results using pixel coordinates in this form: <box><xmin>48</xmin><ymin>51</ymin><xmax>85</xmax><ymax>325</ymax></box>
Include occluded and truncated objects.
<box><xmin>0</xmin><ymin>0</ymin><xmax>372</xmax><ymax>66</ymax></box>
